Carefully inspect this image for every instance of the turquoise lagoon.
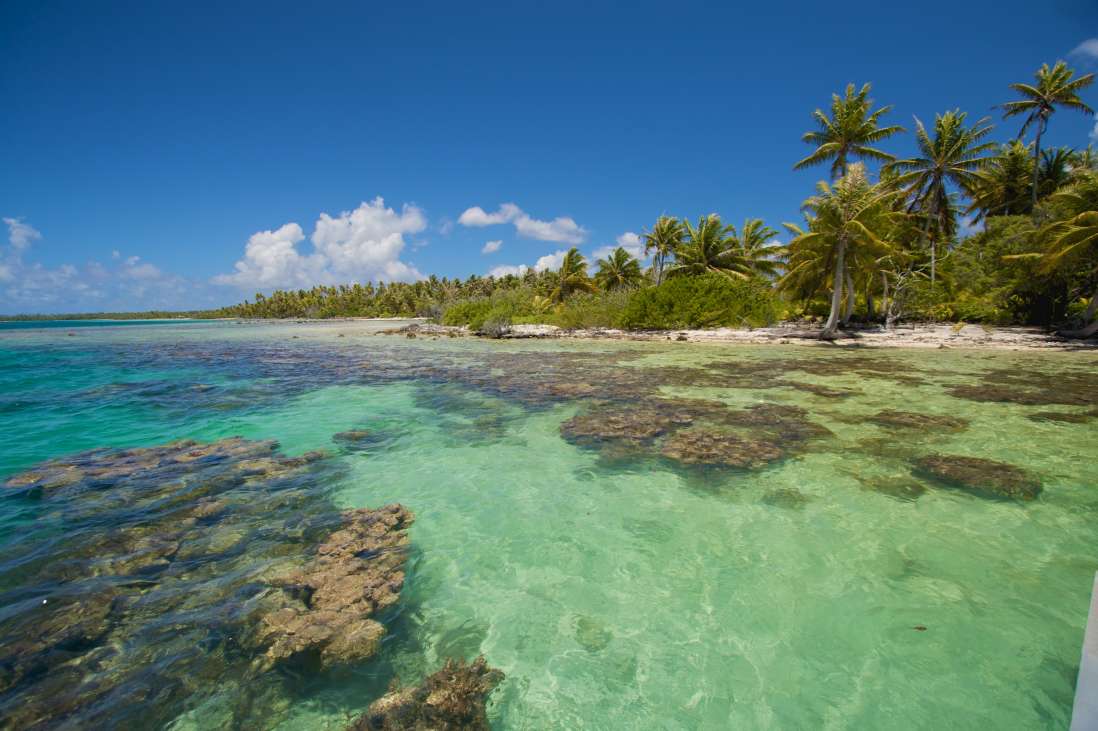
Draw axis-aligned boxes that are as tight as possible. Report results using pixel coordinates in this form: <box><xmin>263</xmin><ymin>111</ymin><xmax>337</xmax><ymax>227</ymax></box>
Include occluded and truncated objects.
<box><xmin>0</xmin><ymin>320</ymin><xmax>1095</xmax><ymax>729</ymax></box>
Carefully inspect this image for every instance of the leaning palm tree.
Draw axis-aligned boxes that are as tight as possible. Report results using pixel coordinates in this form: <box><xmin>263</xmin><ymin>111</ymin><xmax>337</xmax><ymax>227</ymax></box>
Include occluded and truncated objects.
<box><xmin>780</xmin><ymin>164</ymin><xmax>902</xmax><ymax>338</ymax></box>
<box><xmin>664</xmin><ymin>215</ymin><xmax>750</xmax><ymax>279</ymax></box>
<box><xmin>794</xmin><ymin>82</ymin><xmax>904</xmax><ymax>179</ymax></box>
<box><xmin>642</xmin><ymin>216</ymin><xmax>684</xmax><ymax>284</ymax></box>
<box><xmin>594</xmin><ymin>247</ymin><xmax>644</xmax><ymax>290</ymax></box>
<box><xmin>1002</xmin><ymin>61</ymin><xmax>1095</xmax><ymax>208</ymax></box>
<box><xmin>550</xmin><ymin>247</ymin><xmax>596</xmax><ymax>301</ymax></box>
<box><xmin>730</xmin><ymin>219</ymin><xmax>783</xmax><ymax>277</ymax></box>
<box><xmin>886</xmin><ymin>110</ymin><xmax>996</xmax><ymax>285</ymax></box>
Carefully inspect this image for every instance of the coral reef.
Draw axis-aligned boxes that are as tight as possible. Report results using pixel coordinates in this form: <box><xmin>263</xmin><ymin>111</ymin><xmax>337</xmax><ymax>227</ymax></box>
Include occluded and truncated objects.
<box><xmin>0</xmin><ymin>438</ymin><xmax>413</xmax><ymax>729</ymax></box>
<box><xmin>868</xmin><ymin>410</ymin><xmax>968</xmax><ymax>431</ymax></box>
<box><xmin>660</xmin><ymin>428</ymin><xmax>784</xmax><ymax>469</ymax></box>
<box><xmin>347</xmin><ymin>657</ymin><xmax>504</xmax><ymax>731</ymax></box>
<box><xmin>912</xmin><ymin>454</ymin><xmax>1041</xmax><ymax>501</ymax></box>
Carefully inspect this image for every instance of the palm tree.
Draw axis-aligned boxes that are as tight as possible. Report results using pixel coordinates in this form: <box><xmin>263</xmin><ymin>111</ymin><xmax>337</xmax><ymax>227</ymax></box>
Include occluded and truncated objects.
<box><xmin>594</xmin><ymin>247</ymin><xmax>644</xmax><ymax>290</ymax></box>
<box><xmin>642</xmin><ymin>216</ymin><xmax>684</xmax><ymax>284</ymax></box>
<box><xmin>794</xmin><ymin>82</ymin><xmax>904</xmax><ymax>179</ymax></box>
<box><xmin>780</xmin><ymin>163</ymin><xmax>902</xmax><ymax>338</ymax></box>
<box><xmin>730</xmin><ymin>219</ymin><xmax>783</xmax><ymax>277</ymax></box>
<box><xmin>1029</xmin><ymin>171</ymin><xmax>1098</xmax><ymax>337</ymax></box>
<box><xmin>886</xmin><ymin>110</ymin><xmax>996</xmax><ymax>285</ymax></box>
<box><xmin>1002</xmin><ymin>61</ymin><xmax>1095</xmax><ymax>209</ymax></box>
<box><xmin>550</xmin><ymin>247</ymin><xmax>596</xmax><ymax>301</ymax></box>
<box><xmin>967</xmin><ymin>141</ymin><xmax>1036</xmax><ymax>221</ymax></box>
<box><xmin>664</xmin><ymin>215</ymin><xmax>750</xmax><ymax>279</ymax></box>
<box><xmin>1038</xmin><ymin>147</ymin><xmax>1075</xmax><ymax>198</ymax></box>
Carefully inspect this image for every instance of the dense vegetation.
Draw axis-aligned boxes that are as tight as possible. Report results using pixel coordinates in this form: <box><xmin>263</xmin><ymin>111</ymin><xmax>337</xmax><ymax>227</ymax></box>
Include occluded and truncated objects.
<box><xmin>200</xmin><ymin>62</ymin><xmax>1098</xmax><ymax>337</ymax></box>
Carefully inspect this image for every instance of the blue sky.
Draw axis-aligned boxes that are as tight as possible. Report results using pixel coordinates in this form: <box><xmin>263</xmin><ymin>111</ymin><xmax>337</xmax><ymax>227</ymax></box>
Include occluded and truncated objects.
<box><xmin>2</xmin><ymin>0</ymin><xmax>1097</xmax><ymax>313</ymax></box>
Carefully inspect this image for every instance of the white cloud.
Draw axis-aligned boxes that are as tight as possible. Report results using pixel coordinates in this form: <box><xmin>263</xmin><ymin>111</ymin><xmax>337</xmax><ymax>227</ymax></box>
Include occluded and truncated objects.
<box><xmin>487</xmin><ymin>264</ymin><xmax>529</xmax><ymax>278</ymax></box>
<box><xmin>458</xmin><ymin>203</ymin><xmax>586</xmax><ymax>244</ymax></box>
<box><xmin>214</xmin><ymin>197</ymin><xmax>426</xmax><ymax>289</ymax></box>
<box><xmin>3</xmin><ymin>217</ymin><xmax>41</xmax><ymax>250</ymax></box>
<box><xmin>121</xmin><ymin>255</ymin><xmax>163</xmax><ymax>280</ymax></box>
<box><xmin>592</xmin><ymin>231</ymin><xmax>645</xmax><ymax>261</ymax></box>
<box><xmin>534</xmin><ymin>250</ymin><xmax>567</xmax><ymax>272</ymax></box>
<box><xmin>481</xmin><ymin>239</ymin><xmax>502</xmax><ymax>254</ymax></box>
<box><xmin>0</xmin><ymin>216</ymin><xmax>226</xmax><ymax>313</ymax></box>
<box><xmin>1071</xmin><ymin>38</ymin><xmax>1098</xmax><ymax>61</ymax></box>
<box><xmin>1091</xmin><ymin>116</ymin><xmax>1098</xmax><ymax>143</ymax></box>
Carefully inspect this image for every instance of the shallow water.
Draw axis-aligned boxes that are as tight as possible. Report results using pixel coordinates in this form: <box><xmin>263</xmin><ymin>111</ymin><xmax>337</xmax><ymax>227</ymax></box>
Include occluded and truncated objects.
<box><xmin>1</xmin><ymin>320</ymin><xmax>1096</xmax><ymax>729</ymax></box>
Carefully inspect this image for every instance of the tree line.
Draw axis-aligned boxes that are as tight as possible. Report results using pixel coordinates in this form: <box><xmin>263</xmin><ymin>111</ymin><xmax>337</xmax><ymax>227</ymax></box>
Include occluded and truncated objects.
<box><xmin>212</xmin><ymin>61</ymin><xmax>1097</xmax><ymax>337</ymax></box>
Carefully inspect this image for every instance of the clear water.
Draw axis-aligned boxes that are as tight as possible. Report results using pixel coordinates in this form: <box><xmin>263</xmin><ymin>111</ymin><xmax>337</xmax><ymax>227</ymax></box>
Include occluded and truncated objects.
<box><xmin>1</xmin><ymin>320</ymin><xmax>1095</xmax><ymax>729</ymax></box>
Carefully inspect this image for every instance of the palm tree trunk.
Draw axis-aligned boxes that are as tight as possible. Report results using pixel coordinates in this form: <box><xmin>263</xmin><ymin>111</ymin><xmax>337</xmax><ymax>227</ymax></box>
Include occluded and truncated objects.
<box><xmin>822</xmin><ymin>237</ymin><xmax>847</xmax><ymax>338</ymax></box>
<box><xmin>880</xmin><ymin>272</ymin><xmax>889</xmax><ymax>320</ymax></box>
<box><xmin>842</xmin><ymin>268</ymin><xmax>856</xmax><ymax>324</ymax></box>
<box><xmin>1031</xmin><ymin>117</ymin><xmax>1045</xmax><ymax>211</ymax></box>
<box><xmin>865</xmin><ymin>278</ymin><xmax>875</xmax><ymax>321</ymax></box>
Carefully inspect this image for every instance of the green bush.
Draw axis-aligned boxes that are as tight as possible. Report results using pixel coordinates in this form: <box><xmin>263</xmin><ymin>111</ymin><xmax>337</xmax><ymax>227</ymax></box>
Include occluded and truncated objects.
<box><xmin>440</xmin><ymin>299</ymin><xmax>493</xmax><ymax>329</ymax></box>
<box><xmin>548</xmin><ymin>291</ymin><xmax>630</xmax><ymax>329</ymax></box>
<box><xmin>618</xmin><ymin>274</ymin><xmax>780</xmax><ymax>329</ymax></box>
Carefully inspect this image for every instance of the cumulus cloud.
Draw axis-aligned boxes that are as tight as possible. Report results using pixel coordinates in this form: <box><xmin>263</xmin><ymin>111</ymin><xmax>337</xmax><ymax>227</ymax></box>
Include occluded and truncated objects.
<box><xmin>458</xmin><ymin>203</ymin><xmax>586</xmax><ymax>244</ymax></box>
<box><xmin>481</xmin><ymin>240</ymin><xmax>502</xmax><ymax>254</ymax></box>
<box><xmin>592</xmin><ymin>231</ymin><xmax>645</xmax><ymax>261</ymax></box>
<box><xmin>487</xmin><ymin>264</ymin><xmax>529</xmax><ymax>278</ymax></box>
<box><xmin>214</xmin><ymin>197</ymin><xmax>426</xmax><ymax>289</ymax></box>
<box><xmin>1091</xmin><ymin>116</ymin><xmax>1098</xmax><ymax>143</ymax></box>
<box><xmin>3</xmin><ymin>217</ymin><xmax>41</xmax><ymax>250</ymax></box>
<box><xmin>486</xmin><ymin>250</ymin><xmax>566</xmax><ymax>278</ymax></box>
<box><xmin>1071</xmin><ymin>38</ymin><xmax>1098</xmax><ymax>61</ymax></box>
<box><xmin>533</xmin><ymin>250</ymin><xmax>567</xmax><ymax>272</ymax></box>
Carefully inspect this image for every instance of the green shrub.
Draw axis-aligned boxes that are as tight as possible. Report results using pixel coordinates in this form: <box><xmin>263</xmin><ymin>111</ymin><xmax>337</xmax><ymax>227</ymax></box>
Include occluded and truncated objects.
<box><xmin>618</xmin><ymin>274</ymin><xmax>780</xmax><ymax>329</ymax></box>
<box><xmin>440</xmin><ymin>299</ymin><xmax>493</xmax><ymax>329</ymax></box>
<box><xmin>547</xmin><ymin>291</ymin><xmax>630</xmax><ymax>329</ymax></box>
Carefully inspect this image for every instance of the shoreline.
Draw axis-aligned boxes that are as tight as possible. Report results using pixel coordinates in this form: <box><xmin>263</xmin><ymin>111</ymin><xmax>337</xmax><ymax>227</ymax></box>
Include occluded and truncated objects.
<box><xmin>377</xmin><ymin>321</ymin><xmax>1098</xmax><ymax>351</ymax></box>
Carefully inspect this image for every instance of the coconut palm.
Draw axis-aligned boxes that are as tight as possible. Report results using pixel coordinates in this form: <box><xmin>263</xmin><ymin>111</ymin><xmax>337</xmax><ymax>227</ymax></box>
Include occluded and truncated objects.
<box><xmin>780</xmin><ymin>164</ymin><xmax>902</xmax><ymax>338</ymax></box>
<box><xmin>642</xmin><ymin>216</ymin><xmax>684</xmax><ymax>284</ymax></box>
<box><xmin>594</xmin><ymin>247</ymin><xmax>644</xmax><ymax>290</ymax></box>
<box><xmin>1029</xmin><ymin>171</ymin><xmax>1098</xmax><ymax>337</ymax></box>
<box><xmin>1038</xmin><ymin>147</ymin><xmax>1075</xmax><ymax>198</ymax></box>
<box><xmin>730</xmin><ymin>219</ymin><xmax>783</xmax><ymax>278</ymax></box>
<box><xmin>967</xmin><ymin>141</ymin><xmax>1035</xmax><ymax>221</ymax></box>
<box><xmin>886</xmin><ymin>110</ymin><xmax>996</xmax><ymax>284</ymax></box>
<box><xmin>550</xmin><ymin>247</ymin><xmax>596</xmax><ymax>301</ymax></box>
<box><xmin>664</xmin><ymin>215</ymin><xmax>750</xmax><ymax>279</ymax></box>
<box><xmin>1002</xmin><ymin>61</ymin><xmax>1095</xmax><ymax>208</ymax></box>
<box><xmin>794</xmin><ymin>82</ymin><xmax>904</xmax><ymax>179</ymax></box>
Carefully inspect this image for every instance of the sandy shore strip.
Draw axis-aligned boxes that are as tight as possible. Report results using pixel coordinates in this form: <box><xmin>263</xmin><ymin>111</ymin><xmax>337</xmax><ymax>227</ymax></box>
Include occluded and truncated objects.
<box><xmin>375</xmin><ymin>321</ymin><xmax>1098</xmax><ymax>351</ymax></box>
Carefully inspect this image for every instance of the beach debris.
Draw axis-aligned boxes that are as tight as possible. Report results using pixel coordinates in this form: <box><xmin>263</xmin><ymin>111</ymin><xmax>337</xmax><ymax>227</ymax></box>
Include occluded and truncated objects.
<box><xmin>347</xmin><ymin>656</ymin><xmax>504</xmax><ymax>731</ymax></box>
<box><xmin>912</xmin><ymin>454</ymin><xmax>1042</xmax><ymax>501</ymax></box>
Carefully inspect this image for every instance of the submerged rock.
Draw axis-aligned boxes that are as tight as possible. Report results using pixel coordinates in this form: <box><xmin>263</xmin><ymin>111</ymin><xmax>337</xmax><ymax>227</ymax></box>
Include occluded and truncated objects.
<box><xmin>660</xmin><ymin>428</ymin><xmax>783</xmax><ymax>469</ymax></box>
<box><xmin>254</xmin><ymin>504</ymin><xmax>413</xmax><ymax>668</ymax></box>
<box><xmin>761</xmin><ymin>487</ymin><xmax>812</xmax><ymax>509</ymax></box>
<box><xmin>1025</xmin><ymin>410</ymin><xmax>1093</xmax><ymax>424</ymax></box>
<box><xmin>912</xmin><ymin>454</ymin><xmax>1041</xmax><ymax>501</ymax></box>
<box><xmin>348</xmin><ymin>656</ymin><xmax>504</xmax><ymax>731</ymax></box>
<box><xmin>868</xmin><ymin>410</ymin><xmax>968</xmax><ymax>431</ymax></box>
<box><xmin>0</xmin><ymin>438</ymin><xmax>414</xmax><ymax>729</ymax></box>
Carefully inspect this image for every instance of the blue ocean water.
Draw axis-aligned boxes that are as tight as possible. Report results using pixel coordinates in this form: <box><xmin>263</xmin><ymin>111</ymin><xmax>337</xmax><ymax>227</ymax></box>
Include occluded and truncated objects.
<box><xmin>1</xmin><ymin>320</ymin><xmax>1096</xmax><ymax>729</ymax></box>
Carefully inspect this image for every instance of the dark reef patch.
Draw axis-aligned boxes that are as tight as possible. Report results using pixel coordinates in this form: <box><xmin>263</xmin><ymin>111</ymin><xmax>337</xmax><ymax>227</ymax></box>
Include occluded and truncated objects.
<box><xmin>0</xmin><ymin>438</ymin><xmax>413</xmax><ymax>729</ymax></box>
<box><xmin>912</xmin><ymin>454</ymin><xmax>1041</xmax><ymax>501</ymax></box>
